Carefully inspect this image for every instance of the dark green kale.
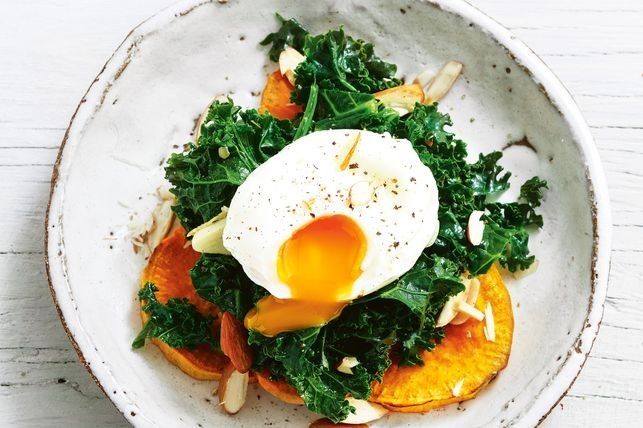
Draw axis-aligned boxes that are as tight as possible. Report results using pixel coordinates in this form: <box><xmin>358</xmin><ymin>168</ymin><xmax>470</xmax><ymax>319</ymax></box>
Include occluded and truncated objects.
<box><xmin>259</xmin><ymin>14</ymin><xmax>309</xmax><ymax>61</ymax></box>
<box><xmin>166</xmin><ymin>100</ymin><xmax>295</xmax><ymax>230</ymax></box>
<box><xmin>132</xmin><ymin>282</ymin><xmax>217</xmax><ymax>349</ymax></box>
<box><xmin>291</xmin><ymin>28</ymin><xmax>401</xmax><ymax>104</ymax></box>
<box><xmin>261</xmin><ymin>14</ymin><xmax>401</xmax><ymax>105</ymax></box>
<box><xmin>314</xmin><ymin>89</ymin><xmax>399</xmax><ymax>133</ymax></box>
<box><xmin>191</xmin><ymin>254</ymin><xmax>267</xmax><ymax>320</ymax></box>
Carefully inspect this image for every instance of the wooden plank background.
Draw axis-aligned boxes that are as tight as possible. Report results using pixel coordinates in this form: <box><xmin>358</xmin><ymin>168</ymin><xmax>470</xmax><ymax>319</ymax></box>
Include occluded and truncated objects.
<box><xmin>0</xmin><ymin>0</ymin><xmax>641</xmax><ymax>426</ymax></box>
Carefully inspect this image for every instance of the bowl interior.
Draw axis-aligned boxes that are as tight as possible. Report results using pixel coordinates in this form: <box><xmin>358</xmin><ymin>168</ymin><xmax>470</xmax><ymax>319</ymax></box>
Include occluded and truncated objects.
<box><xmin>47</xmin><ymin>1</ymin><xmax>597</xmax><ymax>426</ymax></box>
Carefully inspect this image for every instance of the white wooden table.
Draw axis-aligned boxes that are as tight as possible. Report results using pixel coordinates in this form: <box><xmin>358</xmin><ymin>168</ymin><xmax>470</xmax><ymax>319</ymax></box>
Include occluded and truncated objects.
<box><xmin>1</xmin><ymin>0</ymin><xmax>641</xmax><ymax>426</ymax></box>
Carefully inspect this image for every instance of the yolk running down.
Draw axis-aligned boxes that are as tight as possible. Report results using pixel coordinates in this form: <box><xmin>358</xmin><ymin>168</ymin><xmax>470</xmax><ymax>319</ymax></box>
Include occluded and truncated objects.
<box><xmin>245</xmin><ymin>214</ymin><xmax>367</xmax><ymax>336</ymax></box>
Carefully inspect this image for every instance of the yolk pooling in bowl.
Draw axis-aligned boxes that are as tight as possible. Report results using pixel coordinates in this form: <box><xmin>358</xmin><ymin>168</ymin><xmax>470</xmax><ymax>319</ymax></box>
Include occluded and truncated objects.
<box><xmin>245</xmin><ymin>215</ymin><xmax>366</xmax><ymax>336</ymax></box>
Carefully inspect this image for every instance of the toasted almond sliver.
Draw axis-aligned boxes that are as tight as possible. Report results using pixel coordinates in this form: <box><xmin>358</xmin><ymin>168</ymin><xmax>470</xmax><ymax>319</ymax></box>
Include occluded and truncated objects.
<box><xmin>414</xmin><ymin>67</ymin><xmax>435</xmax><ymax>89</ymax></box>
<box><xmin>217</xmin><ymin>364</ymin><xmax>249</xmax><ymax>415</ymax></box>
<box><xmin>452</xmin><ymin>378</ymin><xmax>465</xmax><ymax>397</ymax></box>
<box><xmin>456</xmin><ymin>301</ymin><xmax>485</xmax><ymax>321</ymax></box>
<box><xmin>425</xmin><ymin>60</ymin><xmax>463</xmax><ymax>104</ymax></box>
<box><xmin>337</xmin><ymin>356</ymin><xmax>360</xmax><ymax>375</ymax></box>
<box><xmin>484</xmin><ymin>302</ymin><xmax>496</xmax><ymax>342</ymax></box>
<box><xmin>279</xmin><ymin>47</ymin><xmax>305</xmax><ymax>85</ymax></box>
<box><xmin>467</xmin><ymin>210</ymin><xmax>485</xmax><ymax>246</ymax></box>
<box><xmin>220</xmin><ymin>312</ymin><xmax>253</xmax><ymax>373</ymax></box>
<box><xmin>342</xmin><ymin>398</ymin><xmax>389</xmax><ymax>424</ymax></box>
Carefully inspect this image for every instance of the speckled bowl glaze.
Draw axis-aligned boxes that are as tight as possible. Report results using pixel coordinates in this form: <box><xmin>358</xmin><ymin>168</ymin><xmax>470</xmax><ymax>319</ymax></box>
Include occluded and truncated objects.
<box><xmin>45</xmin><ymin>0</ymin><xmax>611</xmax><ymax>426</ymax></box>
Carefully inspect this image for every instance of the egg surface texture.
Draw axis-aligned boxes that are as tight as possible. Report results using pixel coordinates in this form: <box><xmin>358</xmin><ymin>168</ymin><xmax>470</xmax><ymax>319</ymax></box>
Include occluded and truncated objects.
<box><xmin>223</xmin><ymin>129</ymin><xmax>439</xmax><ymax>336</ymax></box>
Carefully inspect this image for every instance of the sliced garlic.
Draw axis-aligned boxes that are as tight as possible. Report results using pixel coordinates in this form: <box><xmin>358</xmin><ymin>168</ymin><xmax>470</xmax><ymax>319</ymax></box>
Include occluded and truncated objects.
<box><xmin>342</xmin><ymin>398</ymin><xmax>389</xmax><ymax>424</ymax></box>
<box><xmin>424</xmin><ymin>60</ymin><xmax>463</xmax><ymax>104</ymax></box>
<box><xmin>279</xmin><ymin>46</ymin><xmax>305</xmax><ymax>85</ymax></box>
<box><xmin>484</xmin><ymin>302</ymin><xmax>496</xmax><ymax>342</ymax></box>
<box><xmin>337</xmin><ymin>356</ymin><xmax>360</xmax><ymax>375</ymax></box>
<box><xmin>467</xmin><ymin>210</ymin><xmax>485</xmax><ymax>246</ymax></box>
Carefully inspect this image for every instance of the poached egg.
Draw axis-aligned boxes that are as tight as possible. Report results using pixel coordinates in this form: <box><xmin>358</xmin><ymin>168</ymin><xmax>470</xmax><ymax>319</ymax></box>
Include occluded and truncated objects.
<box><xmin>223</xmin><ymin>129</ymin><xmax>439</xmax><ymax>336</ymax></box>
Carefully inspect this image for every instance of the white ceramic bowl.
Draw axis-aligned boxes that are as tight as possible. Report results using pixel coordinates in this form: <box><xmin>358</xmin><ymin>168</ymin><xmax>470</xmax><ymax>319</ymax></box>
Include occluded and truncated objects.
<box><xmin>45</xmin><ymin>0</ymin><xmax>611</xmax><ymax>426</ymax></box>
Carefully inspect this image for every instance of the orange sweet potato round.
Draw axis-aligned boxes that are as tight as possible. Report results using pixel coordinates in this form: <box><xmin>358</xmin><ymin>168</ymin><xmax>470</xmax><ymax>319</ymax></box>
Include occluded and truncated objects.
<box><xmin>369</xmin><ymin>265</ymin><xmax>513</xmax><ymax>412</ymax></box>
<box><xmin>256</xmin><ymin>371</ymin><xmax>304</xmax><ymax>405</ymax></box>
<box><xmin>258</xmin><ymin>70</ymin><xmax>303</xmax><ymax>120</ymax></box>
<box><xmin>140</xmin><ymin>227</ymin><xmax>228</xmax><ymax>380</ymax></box>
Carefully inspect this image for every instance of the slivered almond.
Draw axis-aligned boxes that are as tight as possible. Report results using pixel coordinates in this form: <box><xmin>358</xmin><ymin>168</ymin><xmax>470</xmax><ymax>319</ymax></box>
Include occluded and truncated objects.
<box><xmin>484</xmin><ymin>302</ymin><xmax>496</xmax><ymax>342</ymax></box>
<box><xmin>451</xmin><ymin>277</ymin><xmax>480</xmax><ymax>325</ymax></box>
<box><xmin>456</xmin><ymin>301</ymin><xmax>484</xmax><ymax>321</ymax></box>
<box><xmin>414</xmin><ymin>67</ymin><xmax>435</xmax><ymax>89</ymax></box>
<box><xmin>374</xmin><ymin>83</ymin><xmax>425</xmax><ymax>112</ymax></box>
<box><xmin>220</xmin><ymin>312</ymin><xmax>253</xmax><ymax>373</ymax></box>
<box><xmin>424</xmin><ymin>60</ymin><xmax>463</xmax><ymax>104</ymax></box>
<box><xmin>342</xmin><ymin>398</ymin><xmax>389</xmax><ymax>424</ymax></box>
<box><xmin>452</xmin><ymin>378</ymin><xmax>465</xmax><ymax>397</ymax></box>
<box><xmin>467</xmin><ymin>210</ymin><xmax>485</xmax><ymax>246</ymax></box>
<box><xmin>279</xmin><ymin>47</ymin><xmax>305</xmax><ymax>85</ymax></box>
<box><xmin>309</xmin><ymin>419</ymin><xmax>368</xmax><ymax>428</ymax></box>
<box><xmin>217</xmin><ymin>363</ymin><xmax>249</xmax><ymax>414</ymax></box>
<box><xmin>337</xmin><ymin>356</ymin><xmax>360</xmax><ymax>375</ymax></box>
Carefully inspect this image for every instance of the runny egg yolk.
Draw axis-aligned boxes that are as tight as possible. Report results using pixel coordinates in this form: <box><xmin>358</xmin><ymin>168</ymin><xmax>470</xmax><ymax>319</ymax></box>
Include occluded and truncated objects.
<box><xmin>244</xmin><ymin>214</ymin><xmax>367</xmax><ymax>336</ymax></box>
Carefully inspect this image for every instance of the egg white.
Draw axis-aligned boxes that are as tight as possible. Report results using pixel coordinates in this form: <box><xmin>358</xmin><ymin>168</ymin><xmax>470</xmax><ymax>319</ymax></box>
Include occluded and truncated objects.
<box><xmin>223</xmin><ymin>129</ymin><xmax>439</xmax><ymax>301</ymax></box>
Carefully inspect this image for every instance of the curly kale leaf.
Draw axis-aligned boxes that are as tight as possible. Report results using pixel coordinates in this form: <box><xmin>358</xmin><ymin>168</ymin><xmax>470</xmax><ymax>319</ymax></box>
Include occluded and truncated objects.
<box><xmin>288</xmin><ymin>27</ymin><xmax>401</xmax><ymax>104</ymax></box>
<box><xmin>191</xmin><ymin>254</ymin><xmax>267</xmax><ymax>321</ymax></box>
<box><xmin>165</xmin><ymin>100</ymin><xmax>295</xmax><ymax>230</ymax></box>
<box><xmin>132</xmin><ymin>283</ymin><xmax>217</xmax><ymax>349</ymax></box>
<box><xmin>314</xmin><ymin>89</ymin><xmax>399</xmax><ymax>132</ymax></box>
<box><xmin>260</xmin><ymin>14</ymin><xmax>309</xmax><ymax>61</ymax></box>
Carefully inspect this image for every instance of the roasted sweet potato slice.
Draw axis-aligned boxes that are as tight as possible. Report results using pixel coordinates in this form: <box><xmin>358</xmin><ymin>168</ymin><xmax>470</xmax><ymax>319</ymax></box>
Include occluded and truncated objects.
<box><xmin>256</xmin><ymin>371</ymin><xmax>304</xmax><ymax>405</ymax></box>
<box><xmin>369</xmin><ymin>265</ymin><xmax>513</xmax><ymax>412</ymax></box>
<box><xmin>140</xmin><ymin>227</ymin><xmax>228</xmax><ymax>380</ymax></box>
<box><xmin>259</xmin><ymin>70</ymin><xmax>303</xmax><ymax>120</ymax></box>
